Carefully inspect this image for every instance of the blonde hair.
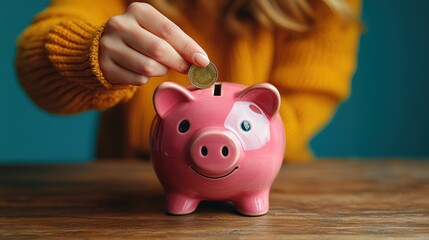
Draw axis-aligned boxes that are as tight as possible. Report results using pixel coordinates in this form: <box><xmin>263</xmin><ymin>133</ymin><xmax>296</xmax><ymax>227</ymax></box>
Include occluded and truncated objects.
<box><xmin>145</xmin><ymin>0</ymin><xmax>356</xmax><ymax>34</ymax></box>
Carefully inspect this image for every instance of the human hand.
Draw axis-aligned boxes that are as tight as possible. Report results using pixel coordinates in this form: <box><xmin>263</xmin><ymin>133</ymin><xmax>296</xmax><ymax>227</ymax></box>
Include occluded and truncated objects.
<box><xmin>99</xmin><ymin>2</ymin><xmax>210</xmax><ymax>86</ymax></box>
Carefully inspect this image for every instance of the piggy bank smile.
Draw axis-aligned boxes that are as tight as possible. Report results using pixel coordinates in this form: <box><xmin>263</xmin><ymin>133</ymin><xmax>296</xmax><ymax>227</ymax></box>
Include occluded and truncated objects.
<box><xmin>191</xmin><ymin>165</ymin><xmax>239</xmax><ymax>179</ymax></box>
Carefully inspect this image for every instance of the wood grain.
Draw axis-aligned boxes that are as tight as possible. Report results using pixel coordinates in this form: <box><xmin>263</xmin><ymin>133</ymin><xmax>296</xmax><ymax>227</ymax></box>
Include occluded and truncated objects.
<box><xmin>0</xmin><ymin>160</ymin><xmax>428</xmax><ymax>239</ymax></box>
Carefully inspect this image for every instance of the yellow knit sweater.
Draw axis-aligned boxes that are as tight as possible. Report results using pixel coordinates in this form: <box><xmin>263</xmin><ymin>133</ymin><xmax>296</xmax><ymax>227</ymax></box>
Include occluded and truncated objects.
<box><xmin>15</xmin><ymin>0</ymin><xmax>361</xmax><ymax>161</ymax></box>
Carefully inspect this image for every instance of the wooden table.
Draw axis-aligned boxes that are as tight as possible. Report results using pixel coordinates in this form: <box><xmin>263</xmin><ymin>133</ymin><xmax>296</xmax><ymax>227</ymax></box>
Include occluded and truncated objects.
<box><xmin>1</xmin><ymin>160</ymin><xmax>428</xmax><ymax>239</ymax></box>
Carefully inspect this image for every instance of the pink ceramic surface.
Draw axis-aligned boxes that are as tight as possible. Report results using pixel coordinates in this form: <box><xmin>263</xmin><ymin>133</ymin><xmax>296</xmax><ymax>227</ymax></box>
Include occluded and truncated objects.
<box><xmin>151</xmin><ymin>82</ymin><xmax>285</xmax><ymax>216</ymax></box>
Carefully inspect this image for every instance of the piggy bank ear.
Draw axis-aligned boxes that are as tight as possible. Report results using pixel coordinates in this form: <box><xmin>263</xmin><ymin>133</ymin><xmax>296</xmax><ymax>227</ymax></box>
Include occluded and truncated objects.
<box><xmin>153</xmin><ymin>82</ymin><xmax>194</xmax><ymax>118</ymax></box>
<box><xmin>235</xmin><ymin>83</ymin><xmax>280</xmax><ymax>120</ymax></box>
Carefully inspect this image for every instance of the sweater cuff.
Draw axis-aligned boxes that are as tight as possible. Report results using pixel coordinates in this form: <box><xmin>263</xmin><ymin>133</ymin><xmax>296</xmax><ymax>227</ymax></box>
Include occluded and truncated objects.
<box><xmin>46</xmin><ymin>19</ymin><xmax>134</xmax><ymax>92</ymax></box>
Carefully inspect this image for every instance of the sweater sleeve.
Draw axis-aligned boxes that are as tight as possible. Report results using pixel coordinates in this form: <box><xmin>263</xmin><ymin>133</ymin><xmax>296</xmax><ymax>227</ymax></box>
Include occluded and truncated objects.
<box><xmin>15</xmin><ymin>0</ymin><xmax>137</xmax><ymax>114</ymax></box>
<box><xmin>271</xmin><ymin>0</ymin><xmax>362</xmax><ymax>161</ymax></box>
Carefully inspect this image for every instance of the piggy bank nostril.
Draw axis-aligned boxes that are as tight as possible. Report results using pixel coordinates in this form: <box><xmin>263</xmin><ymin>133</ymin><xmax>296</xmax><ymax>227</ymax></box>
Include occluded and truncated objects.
<box><xmin>201</xmin><ymin>146</ymin><xmax>208</xmax><ymax>156</ymax></box>
<box><xmin>221</xmin><ymin>146</ymin><xmax>229</xmax><ymax>157</ymax></box>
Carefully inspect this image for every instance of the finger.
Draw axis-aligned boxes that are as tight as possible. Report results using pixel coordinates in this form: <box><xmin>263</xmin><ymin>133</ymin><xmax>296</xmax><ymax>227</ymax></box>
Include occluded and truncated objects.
<box><xmin>121</xmin><ymin>24</ymin><xmax>190</xmax><ymax>73</ymax></box>
<box><xmin>128</xmin><ymin>3</ymin><xmax>210</xmax><ymax>67</ymax></box>
<box><xmin>100</xmin><ymin>54</ymin><xmax>149</xmax><ymax>86</ymax></box>
<box><xmin>107</xmin><ymin>39</ymin><xmax>170</xmax><ymax>77</ymax></box>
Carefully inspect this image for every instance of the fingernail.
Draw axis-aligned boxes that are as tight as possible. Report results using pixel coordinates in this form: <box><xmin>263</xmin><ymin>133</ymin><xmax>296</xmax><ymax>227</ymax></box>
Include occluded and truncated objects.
<box><xmin>193</xmin><ymin>53</ymin><xmax>210</xmax><ymax>67</ymax></box>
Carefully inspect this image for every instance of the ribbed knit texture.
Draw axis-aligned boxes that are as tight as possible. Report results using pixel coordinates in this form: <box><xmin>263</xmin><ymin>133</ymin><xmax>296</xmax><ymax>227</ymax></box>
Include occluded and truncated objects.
<box><xmin>15</xmin><ymin>0</ymin><xmax>361</xmax><ymax>161</ymax></box>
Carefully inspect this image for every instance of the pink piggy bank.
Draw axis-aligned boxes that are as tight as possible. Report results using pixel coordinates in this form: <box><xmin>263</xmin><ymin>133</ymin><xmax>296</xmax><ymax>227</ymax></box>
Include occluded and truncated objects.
<box><xmin>151</xmin><ymin>82</ymin><xmax>285</xmax><ymax>216</ymax></box>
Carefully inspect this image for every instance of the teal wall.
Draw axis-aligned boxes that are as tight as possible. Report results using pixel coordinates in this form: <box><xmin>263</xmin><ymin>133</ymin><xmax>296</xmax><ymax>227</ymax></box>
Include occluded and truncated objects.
<box><xmin>311</xmin><ymin>1</ymin><xmax>429</xmax><ymax>158</ymax></box>
<box><xmin>0</xmin><ymin>1</ymin><xmax>98</xmax><ymax>163</ymax></box>
<box><xmin>1</xmin><ymin>1</ymin><xmax>428</xmax><ymax>163</ymax></box>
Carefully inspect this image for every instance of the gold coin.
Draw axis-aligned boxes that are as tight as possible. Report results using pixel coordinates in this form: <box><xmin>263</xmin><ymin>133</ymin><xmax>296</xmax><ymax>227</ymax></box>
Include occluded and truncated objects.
<box><xmin>188</xmin><ymin>62</ymin><xmax>218</xmax><ymax>88</ymax></box>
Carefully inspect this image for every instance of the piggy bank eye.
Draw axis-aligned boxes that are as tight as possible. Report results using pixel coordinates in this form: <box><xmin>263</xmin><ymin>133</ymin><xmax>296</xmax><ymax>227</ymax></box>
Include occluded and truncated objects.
<box><xmin>240</xmin><ymin>120</ymin><xmax>251</xmax><ymax>132</ymax></box>
<box><xmin>178</xmin><ymin>120</ymin><xmax>190</xmax><ymax>133</ymax></box>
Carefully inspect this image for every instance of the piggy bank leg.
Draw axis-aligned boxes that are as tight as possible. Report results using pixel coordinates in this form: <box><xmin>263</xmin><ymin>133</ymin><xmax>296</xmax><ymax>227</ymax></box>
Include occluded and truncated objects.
<box><xmin>165</xmin><ymin>193</ymin><xmax>200</xmax><ymax>215</ymax></box>
<box><xmin>234</xmin><ymin>191</ymin><xmax>269</xmax><ymax>216</ymax></box>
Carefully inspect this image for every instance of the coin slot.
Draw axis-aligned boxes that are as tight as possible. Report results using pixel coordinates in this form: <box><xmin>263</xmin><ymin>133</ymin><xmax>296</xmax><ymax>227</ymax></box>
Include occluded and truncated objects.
<box><xmin>213</xmin><ymin>84</ymin><xmax>222</xmax><ymax>96</ymax></box>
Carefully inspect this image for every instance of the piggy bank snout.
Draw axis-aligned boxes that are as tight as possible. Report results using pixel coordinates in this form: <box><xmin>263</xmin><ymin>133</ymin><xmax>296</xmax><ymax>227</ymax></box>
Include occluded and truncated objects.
<box><xmin>190</xmin><ymin>130</ymin><xmax>241</xmax><ymax>177</ymax></box>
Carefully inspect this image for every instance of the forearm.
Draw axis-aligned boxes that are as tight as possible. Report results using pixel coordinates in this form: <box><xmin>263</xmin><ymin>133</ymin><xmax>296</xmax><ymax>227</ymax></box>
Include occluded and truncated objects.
<box><xmin>15</xmin><ymin>0</ymin><xmax>136</xmax><ymax>114</ymax></box>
